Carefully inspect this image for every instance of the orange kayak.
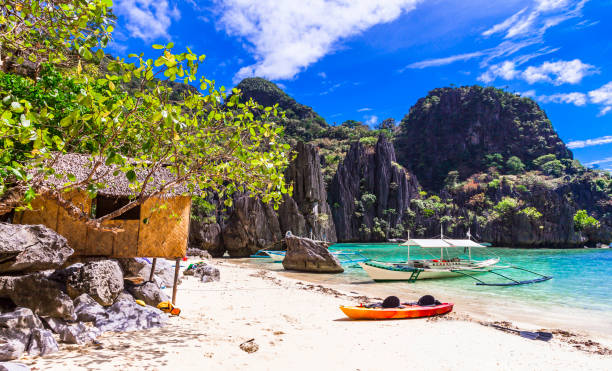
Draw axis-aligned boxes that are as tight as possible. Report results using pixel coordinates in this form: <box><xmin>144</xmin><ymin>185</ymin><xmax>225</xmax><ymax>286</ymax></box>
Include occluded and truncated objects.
<box><xmin>340</xmin><ymin>303</ymin><xmax>453</xmax><ymax>320</ymax></box>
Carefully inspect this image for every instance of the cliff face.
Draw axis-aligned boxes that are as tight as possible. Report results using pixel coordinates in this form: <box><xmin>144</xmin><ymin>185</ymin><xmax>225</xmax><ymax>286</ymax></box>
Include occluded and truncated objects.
<box><xmin>189</xmin><ymin>142</ymin><xmax>336</xmax><ymax>257</ymax></box>
<box><xmin>328</xmin><ymin>135</ymin><xmax>420</xmax><ymax>242</ymax></box>
<box><xmin>395</xmin><ymin>86</ymin><xmax>572</xmax><ymax>191</ymax></box>
<box><xmin>278</xmin><ymin>141</ymin><xmax>337</xmax><ymax>242</ymax></box>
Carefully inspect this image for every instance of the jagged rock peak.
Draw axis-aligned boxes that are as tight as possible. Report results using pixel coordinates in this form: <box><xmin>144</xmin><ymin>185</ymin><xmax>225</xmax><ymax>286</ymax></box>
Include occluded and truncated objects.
<box><xmin>328</xmin><ymin>135</ymin><xmax>420</xmax><ymax>242</ymax></box>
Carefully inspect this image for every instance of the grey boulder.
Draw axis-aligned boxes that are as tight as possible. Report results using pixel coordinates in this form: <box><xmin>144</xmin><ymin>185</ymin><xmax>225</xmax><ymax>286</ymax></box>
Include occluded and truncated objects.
<box><xmin>66</xmin><ymin>260</ymin><xmax>124</xmax><ymax>306</ymax></box>
<box><xmin>183</xmin><ymin>262</ymin><xmax>220</xmax><ymax>283</ymax></box>
<box><xmin>94</xmin><ymin>298</ymin><xmax>167</xmax><ymax>332</ymax></box>
<box><xmin>0</xmin><ymin>362</ymin><xmax>31</xmax><ymax>371</ymax></box>
<box><xmin>126</xmin><ymin>282</ymin><xmax>169</xmax><ymax>307</ymax></box>
<box><xmin>0</xmin><ymin>223</ymin><xmax>73</xmax><ymax>274</ymax></box>
<box><xmin>118</xmin><ymin>258</ymin><xmax>180</xmax><ymax>288</ymax></box>
<box><xmin>0</xmin><ymin>275</ymin><xmax>75</xmax><ymax>320</ymax></box>
<box><xmin>26</xmin><ymin>328</ymin><xmax>58</xmax><ymax>357</ymax></box>
<box><xmin>282</xmin><ymin>235</ymin><xmax>343</xmax><ymax>273</ymax></box>
<box><xmin>42</xmin><ymin>318</ymin><xmax>98</xmax><ymax>345</ymax></box>
<box><xmin>73</xmin><ymin>294</ymin><xmax>106</xmax><ymax>323</ymax></box>
<box><xmin>0</xmin><ymin>338</ymin><xmax>25</xmax><ymax>362</ymax></box>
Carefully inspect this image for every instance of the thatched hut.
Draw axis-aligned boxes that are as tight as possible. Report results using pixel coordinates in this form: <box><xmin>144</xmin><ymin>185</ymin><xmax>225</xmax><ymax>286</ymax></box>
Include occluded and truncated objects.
<box><xmin>13</xmin><ymin>153</ymin><xmax>191</xmax><ymax>260</ymax></box>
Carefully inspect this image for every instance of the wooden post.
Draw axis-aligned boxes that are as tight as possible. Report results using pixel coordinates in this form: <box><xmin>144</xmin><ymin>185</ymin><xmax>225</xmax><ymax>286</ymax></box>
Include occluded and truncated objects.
<box><xmin>171</xmin><ymin>257</ymin><xmax>180</xmax><ymax>305</ymax></box>
<box><xmin>149</xmin><ymin>258</ymin><xmax>157</xmax><ymax>282</ymax></box>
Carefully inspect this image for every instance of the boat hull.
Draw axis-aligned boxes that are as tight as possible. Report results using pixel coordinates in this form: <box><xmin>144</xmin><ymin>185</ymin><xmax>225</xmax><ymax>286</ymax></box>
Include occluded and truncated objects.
<box><xmin>340</xmin><ymin>303</ymin><xmax>453</xmax><ymax>320</ymax></box>
<box><xmin>358</xmin><ymin>261</ymin><xmax>496</xmax><ymax>281</ymax></box>
<box><xmin>264</xmin><ymin>251</ymin><xmax>285</xmax><ymax>262</ymax></box>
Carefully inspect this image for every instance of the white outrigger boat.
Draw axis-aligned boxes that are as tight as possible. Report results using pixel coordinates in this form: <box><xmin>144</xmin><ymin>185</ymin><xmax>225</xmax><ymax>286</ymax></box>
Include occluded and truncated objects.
<box><xmin>359</xmin><ymin>230</ymin><xmax>552</xmax><ymax>286</ymax></box>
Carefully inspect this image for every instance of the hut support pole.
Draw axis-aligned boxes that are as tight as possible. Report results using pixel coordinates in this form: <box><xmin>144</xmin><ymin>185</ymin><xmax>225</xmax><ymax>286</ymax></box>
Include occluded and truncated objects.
<box><xmin>149</xmin><ymin>258</ymin><xmax>157</xmax><ymax>282</ymax></box>
<box><xmin>172</xmin><ymin>258</ymin><xmax>180</xmax><ymax>304</ymax></box>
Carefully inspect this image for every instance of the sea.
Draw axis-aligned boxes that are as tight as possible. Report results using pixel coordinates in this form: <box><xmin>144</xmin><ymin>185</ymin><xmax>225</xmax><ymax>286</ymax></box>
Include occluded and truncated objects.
<box><xmin>240</xmin><ymin>243</ymin><xmax>612</xmax><ymax>337</ymax></box>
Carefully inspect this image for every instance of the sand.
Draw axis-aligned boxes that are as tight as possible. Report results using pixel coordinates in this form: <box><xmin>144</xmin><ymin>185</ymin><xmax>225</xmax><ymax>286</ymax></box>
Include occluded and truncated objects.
<box><xmin>20</xmin><ymin>259</ymin><xmax>612</xmax><ymax>371</ymax></box>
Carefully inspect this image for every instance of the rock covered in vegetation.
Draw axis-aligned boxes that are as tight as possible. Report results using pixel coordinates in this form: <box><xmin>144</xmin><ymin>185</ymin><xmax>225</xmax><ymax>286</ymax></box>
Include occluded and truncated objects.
<box><xmin>282</xmin><ymin>235</ymin><xmax>342</xmax><ymax>273</ymax></box>
<box><xmin>395</xmin><ymin>86</ymin><xmax>572</xmax><ymax>191</ymax></box>
<box><xmin>66</xmin><ymin>260</ymin><xmax>124</xmax><ymax>306</ymax></box>
<box><xmin>0</xmin><ymin>223</ymin><xmax>73</xmax><ymax>273</ymax></box>
<box><xmin>328</xmin><ymin>135</ymin><xmax>420</xmax><ymax>242</ymax></box>
<box><xmin>0</xmin><ymin>274</ymin><xmax>75</xmax><ymax>320</ymax></box>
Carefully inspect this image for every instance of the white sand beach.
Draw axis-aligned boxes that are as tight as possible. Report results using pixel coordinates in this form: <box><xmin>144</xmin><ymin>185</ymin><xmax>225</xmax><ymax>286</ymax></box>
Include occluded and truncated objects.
<box><xmin>21</xmin><ymin>259</ymin><xmax>612</xmax><ymax>371</ymax></box>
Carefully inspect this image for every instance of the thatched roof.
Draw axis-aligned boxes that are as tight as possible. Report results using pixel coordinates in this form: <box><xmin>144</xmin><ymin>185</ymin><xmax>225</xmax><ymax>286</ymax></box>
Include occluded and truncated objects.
<box><xmin>39</xmin><ymin>153</ymin><xmax>189</xmax><ymax>197</ymax></box>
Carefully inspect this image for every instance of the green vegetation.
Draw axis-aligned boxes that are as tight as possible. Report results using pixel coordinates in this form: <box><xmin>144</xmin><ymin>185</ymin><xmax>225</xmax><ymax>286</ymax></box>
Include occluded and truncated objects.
<box><xmin>506</xmin><ymin>156</ymin><xmax>525</xmax><ymax>174</ymax></box>
<box><xmin>0</xmin><ymin>0</ymin><xmax>290</xmax><ymax>227</ymax></box>
<box><xmin>573</xmin><ymin>210</ymin><xmax>601</xmax><ymax>231</ymax></box>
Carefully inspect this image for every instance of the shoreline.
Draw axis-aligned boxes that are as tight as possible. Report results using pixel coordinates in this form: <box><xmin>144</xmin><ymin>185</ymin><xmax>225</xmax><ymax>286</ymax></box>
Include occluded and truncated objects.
<box><xmin>21</xmin><ymin>258</ymin><xmax>611</xmax><ymax>370</ymax></box>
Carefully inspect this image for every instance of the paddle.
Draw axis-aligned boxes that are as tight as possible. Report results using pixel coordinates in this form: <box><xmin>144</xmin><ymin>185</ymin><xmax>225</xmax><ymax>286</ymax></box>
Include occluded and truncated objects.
<box><xmin>490</xmin><ymin>324</ymin><xmax>553</xmax><ymax>341</ymax></box>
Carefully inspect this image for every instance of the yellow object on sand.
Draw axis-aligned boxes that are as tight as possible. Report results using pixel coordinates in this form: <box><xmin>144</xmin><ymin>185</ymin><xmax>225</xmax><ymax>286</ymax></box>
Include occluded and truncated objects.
<box><xmin>135</xmin><ymin>299</ymin><xmax>146</xmax><ymax>307</ymax></box>
<box><xmin>157</xmin><ymin>301</ymin><xmax>181</xmax><ymax>316</ymax></box>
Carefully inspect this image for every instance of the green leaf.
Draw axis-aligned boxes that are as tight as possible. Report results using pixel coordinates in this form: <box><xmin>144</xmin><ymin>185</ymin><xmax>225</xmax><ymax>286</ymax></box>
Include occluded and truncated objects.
<box><xmin>152</xmin><ymin>44</ymin><xmax>164</xmax><ymax>49</ymax></box>
<box><xmin>125</xmin><ymin>170</ymin><xmax>136</xmax><ymax>182</ymax></box>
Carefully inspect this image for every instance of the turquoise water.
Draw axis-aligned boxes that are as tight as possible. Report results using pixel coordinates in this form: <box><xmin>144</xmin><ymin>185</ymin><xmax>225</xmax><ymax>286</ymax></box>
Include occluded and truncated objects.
<box><xmin>327</xmin><ymin>243</ymin><xmax>612</xmax><ymax>313</ymax></box>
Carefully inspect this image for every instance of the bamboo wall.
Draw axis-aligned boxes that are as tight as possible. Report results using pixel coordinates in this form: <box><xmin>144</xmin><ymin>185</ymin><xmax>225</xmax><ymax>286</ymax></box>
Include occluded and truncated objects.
<box><xmin>14</xmin><ymin>192</ymin><xmax>190</xmax><ymax>259</ymax></box>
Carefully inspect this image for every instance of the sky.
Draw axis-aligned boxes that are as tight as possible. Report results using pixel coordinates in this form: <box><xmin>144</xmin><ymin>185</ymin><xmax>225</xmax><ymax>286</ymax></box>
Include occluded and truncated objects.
<box><xmin>110</xmin><ymin>0</ymin><xmax>612</xmax><ymax>171</ymax></box>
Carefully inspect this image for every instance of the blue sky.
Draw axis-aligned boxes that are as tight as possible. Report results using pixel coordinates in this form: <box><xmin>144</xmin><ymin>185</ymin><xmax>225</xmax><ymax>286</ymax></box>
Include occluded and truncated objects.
<box><xmin>110</xmin><ymin>0</ymin><xmax>612</xmax><ymax>170</ymax></box>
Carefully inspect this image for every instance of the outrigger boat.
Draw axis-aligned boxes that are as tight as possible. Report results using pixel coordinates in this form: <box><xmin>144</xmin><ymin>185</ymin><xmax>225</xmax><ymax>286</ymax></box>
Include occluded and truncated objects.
<box><xmin>359</xmin><ymin>229</ymin><xmax>552</xmax><ymax>286</ymax></box>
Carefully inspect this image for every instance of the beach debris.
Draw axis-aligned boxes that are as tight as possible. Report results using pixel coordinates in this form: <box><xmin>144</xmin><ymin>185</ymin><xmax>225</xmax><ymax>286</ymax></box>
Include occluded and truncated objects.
<box><xmin>0</xmin><ymin>223</ymin><xmax>73</xmax><ymax>274</ymax></box>
<box><xmin>0</xmin><ymin>274</ymin><xmax>75</xmax><ymax>320</ymax></box>
<box><xmin>65</xmin><ymin>260</ymin><xmax>124</xmax><ymax>306</ymax></box>
<box><xmin>282</xmin><ymin>235</ymin><xmax>343</xmax><ymax>273</ymax></box>
<box><xmin>126</xmin><ymin>281</ymin><xmax>169</xmax><ymax>307</ymax></box>
<box><xmin>239</xmin><ymin>338</ymin><xmax>259</xmax><ymax>353</ymax></box>
<box><xmin>0</xmin><ymin>362</ymin><xmax>31</xmax><ymax>371</ymax></box>
<box><xmin>157</xmin><ymin>301</ymin><xmax>181</xmax><ymax>316</ymax></box>
<box><xmin>184</xmin><ymin>262</ymin><xmax>220</xmax><ymax>283</ymax></box>
<box><xmin>94</xmin><ymin>297</ymin><xmax>167</xmax><ymax>332</ymax></box>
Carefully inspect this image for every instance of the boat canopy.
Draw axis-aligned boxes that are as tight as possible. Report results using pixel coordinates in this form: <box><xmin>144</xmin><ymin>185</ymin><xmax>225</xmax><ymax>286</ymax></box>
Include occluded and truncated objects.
<box><xmin>401</xmin><ymin>239</ymin><xmax>486</xmax><ymax>248</ymax></box>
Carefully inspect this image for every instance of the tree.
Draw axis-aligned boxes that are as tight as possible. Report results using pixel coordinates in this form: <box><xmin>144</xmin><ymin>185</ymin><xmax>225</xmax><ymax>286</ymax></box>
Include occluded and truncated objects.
<box><xmin>505</xmin><ymin>156</ymin><xmax>525</xmax><ymax>174</ymax></box>
<box><xmin>443</xmin><ymin>170</ymin><xmax>460</xmax><ymax>189</ymax></box>
<box><xmin>376</xmin><ymin>118</ymin><xmax>395</xmax><ymax>130</ymax></box>
<box><xmin>0</xmin><ymin>1</ymin><xmax>290</xmax><ymax>229</ymax></box>
<box><xmin>484</xmin><ymin>153</ymin><xmax>503</xmax><ymax>169</ymax></box>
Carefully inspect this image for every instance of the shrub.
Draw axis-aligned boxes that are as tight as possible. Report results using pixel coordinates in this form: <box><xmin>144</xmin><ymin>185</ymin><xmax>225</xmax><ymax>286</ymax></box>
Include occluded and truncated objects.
<box><xmin>361</xmin><ymin>193</ymin><xmax>377</xmax><ymax>208</ymax></box>
<box><xmin>519</xmin><ymin>207</ymin><xmax>542</xmax><ymax>221</ymax></box>
<box><xmin>541</xmin><ymin>160</ymin><xmax>565</xmax><ymax>177</ymax></box>
<box><xmin>533</xmin><ymin>154</ymin><xmax>557</xmax><ymax>167</ymax></box>
<box><xmin>484</xmin><ymin>153</ymin><xmax>504</xmax><ymax>169</ymax></box>
<box><xmin>506</xmin><ymin>156</ymin><xmax>525</xmax><ymax>174</ymax></box>
<box><xmin>494</xmin><ymin>197</ymin><xmax>520</xmax><ymax>215</ymax></box>
<box><xmin>573</xmin><ymin>210</ymin><xmax>601</xmax><ymax>231</ymax></box>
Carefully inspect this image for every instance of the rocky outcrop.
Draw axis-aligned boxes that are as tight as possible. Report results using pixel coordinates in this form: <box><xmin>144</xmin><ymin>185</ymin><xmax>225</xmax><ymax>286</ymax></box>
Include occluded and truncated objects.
<box><xmin>43</xmin><ymin>317</ymin><xmax>99</xmax><ymax>345</ymax></box>
<box><xmin>328</xmin><ymin>135</ymin><xmax>420</xmax><ymax>242</ymax></box>
<box><xmin>94</xmin><ymin>297</ymin><xmax>167</xmax><ymax>332</ymax></box>
<box><xmin>278</xmin><ymin>141</ymin><xmax>337</xmax><ymax>242</ymax></box>
<box><xmin>282</xmin><ymin>235</ymin><xmax>342</xmax><ymax>273</ymax></box>
<box><xmin>188</xmin><ymin>221</ymin><xmax>226</xmax><ymax>257</ymax></box>
<box><xmin>0</xmin><ymin>223</ymin><xmax>73</xmax><ymax>273</ymax></box>
<box><xmin>73</xmin><ymin>294</ymin><xmax>106</xmax><ymax>323</ymax></box>
<box><xmin>184</xmin><ymin>262</ymin><xmax>220</xmax><ymax>283</ymax></box>
<box><xmin>65</xmin><ymin>260</ymin><xmax>124</xmax><ymax>306</ymax></box>
<box><xmin>0</xmin><ymin>274</ymin><xmax>75</xmax><ymax>320</ymax></box>
<box><xmin>222</xmin><ymin>194</ymin><xmax>283</xmax><ymax>257</ymax></box>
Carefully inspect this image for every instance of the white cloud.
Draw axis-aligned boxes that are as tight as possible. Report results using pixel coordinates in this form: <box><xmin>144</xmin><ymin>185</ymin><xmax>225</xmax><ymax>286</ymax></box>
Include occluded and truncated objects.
<box><xmin>522</xmin><ymin>59</ymin><xmax>597</xmax><ymax>84</ymax></box>
<box><xmin>567</xmin><ymin>136</ymin><xmax>612</xmax><ymax>149</ymax></box>
<box><xmin>357</xmin><ymin>108</ymin><xmax>372</xmax><ymax>112</ymax></box>
<box><xmin>585</xmin><ymin>157</ymin><xmax>612</xmax><ymax>166</ymax></box>
<box><xmin>482</xmin><ymin>8</ymin><xmax>528</xmax><ymax>37</ymax></box>
<box><xmin>478</xmin><ymin>61</ymin><xmax>519</xmax><ymax>83</ymax></box>
<box><xmin>365</xmin><ymin>115</ymin><xmax>378</xmax><ymax>126</ymax></box>
<box><xmin>588</xmin><ymin>82</ymin><xmax>612</xmax><ymax>115</ymax></box>
<box><xmin>318</xmin><ymin>72</ymin><xmax>327</xmax><ymax>79</ymax></box>
<box><xmin>519</xmin><ymin>90</ymin><xmax>537</xmax><ymax>98</ymax></box>
<box><xmin>538</xmin><ymin>92</ymin><xmax>588</xmax><ymax>106</ymax></box>
<box><xmin>213</xmin><ymin>0</ymin><xmax>419</xmax><ymax>81</ymax></box>
<box><xmin>115</xmin><ymin>0</ymin><xmax>180</xmax><ymax>41</ymax></box>
<box><xmin>479</xmin><ymin>59</ymin><xmax>597</xmax><ymax>85</ymax></box>
<box><xmin>404</xmin><ymin>51</ymin><xmax>484</xmax><ymax>70</ymax></box>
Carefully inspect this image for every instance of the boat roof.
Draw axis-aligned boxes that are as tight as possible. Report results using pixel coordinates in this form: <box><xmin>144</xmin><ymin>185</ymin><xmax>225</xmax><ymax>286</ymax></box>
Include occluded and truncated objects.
<box><xmin>401</xmin><ymin>239</ymin><xmax>486</xmax><ymax>248</ymax></box>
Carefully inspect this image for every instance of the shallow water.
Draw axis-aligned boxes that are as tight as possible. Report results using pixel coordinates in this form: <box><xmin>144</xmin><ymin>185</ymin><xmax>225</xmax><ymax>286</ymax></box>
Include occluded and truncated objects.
<box><xmin>239</xmin><ymin>243</ymin><xmax>612</xmax><ymax>336</ymax></box>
